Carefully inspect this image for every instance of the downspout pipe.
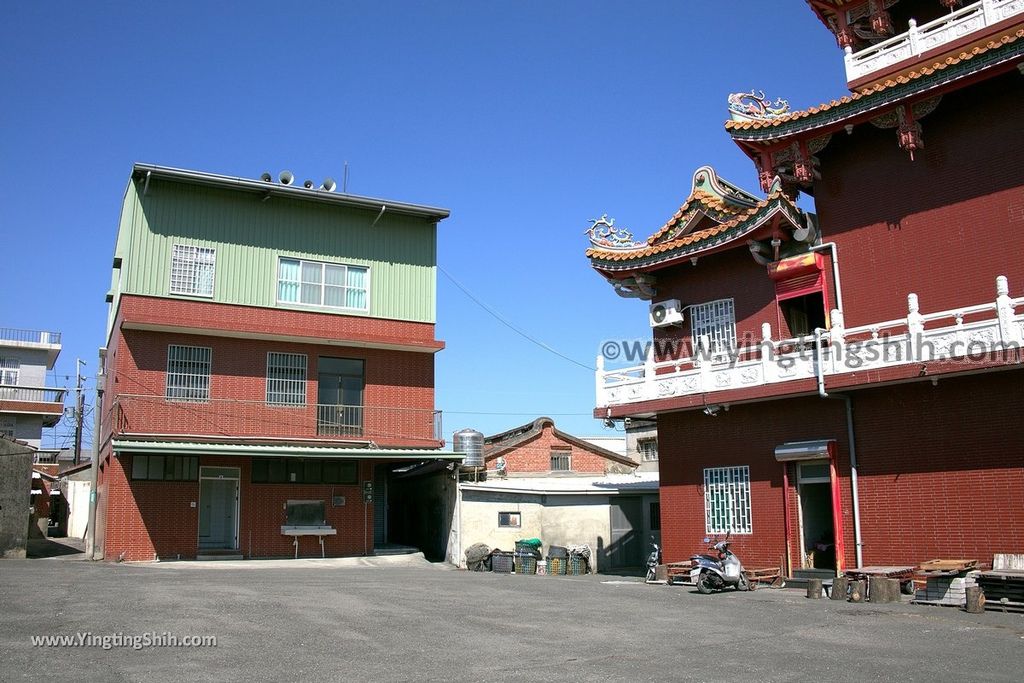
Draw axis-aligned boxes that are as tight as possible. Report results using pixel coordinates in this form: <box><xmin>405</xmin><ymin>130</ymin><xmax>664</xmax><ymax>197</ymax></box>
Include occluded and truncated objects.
<box><xmin>809</xmin><ymin>242</ymin><xmax>843</xmax><ymax>313</ymax></box>
<box><xmin>814</xmin><ymin>327</ymin><xmax>864</xmax><ymax>568</ymax></box>
<box><xmin>87</xmin><ymin>361</ymin><xmax>104</xmax><ymax>560</ymax></box>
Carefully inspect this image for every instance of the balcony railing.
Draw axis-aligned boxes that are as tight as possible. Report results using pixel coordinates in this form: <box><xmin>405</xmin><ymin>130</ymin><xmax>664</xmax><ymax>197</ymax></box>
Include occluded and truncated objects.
<box><xmin>112</xmin><ymin>394</ymin><xmax>443</xmax><ymax>446</ymax></box>
<box><xmin>0</xmin><ymin>385</ymin><xmax>68</xmax><ymax>404</ymax></box>
<box><xmin>597</xmin><ymin>276</ymin><xmax>1024</xmax><ymax>409</ymax></box>
<box><xmin>844</xmin><ymin>0</ymin><xmax>1024</xmax><ymax>83</ymax></box>
<box><xmin>0</xmin><ymin>328</ymin><xmax>61</xmax><ymax>346</ymax></box>
<box><xmin>33</xmin><ymin>449</ymin><xmax>61</xmax><ymax>464</ymax></box>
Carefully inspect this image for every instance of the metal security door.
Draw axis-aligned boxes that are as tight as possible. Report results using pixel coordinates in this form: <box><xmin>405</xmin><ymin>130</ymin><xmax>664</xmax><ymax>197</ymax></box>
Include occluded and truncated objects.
<box><xmin>198</xmin><ymin>468</ymin><xmax>239</xmax><ymax>549</ymax></box>
<box><xmin>609</xmin><ymin>496</ymin><xmax>643</xmax><ymax>568</ymax></box>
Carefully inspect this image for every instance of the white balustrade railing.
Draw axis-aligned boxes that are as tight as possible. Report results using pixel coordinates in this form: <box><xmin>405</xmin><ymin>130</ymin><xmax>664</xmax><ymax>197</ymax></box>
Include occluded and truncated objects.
<box><xmin>596</xmin><ymin>276</ymin><xmax>1024</xmax><ymax>408</ymax></box>
<box><xmin>844</xmin><ymin>0</ymin><xmax>1024</xmax><ymax>83</ymax></box>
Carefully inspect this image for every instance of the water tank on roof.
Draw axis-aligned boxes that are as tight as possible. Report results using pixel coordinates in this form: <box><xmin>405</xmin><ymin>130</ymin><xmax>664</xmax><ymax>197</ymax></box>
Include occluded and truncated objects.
<box><xmin>453</xmin><ymin>428</ymin><xmax>484</xmax><ymax>469</ymax></box>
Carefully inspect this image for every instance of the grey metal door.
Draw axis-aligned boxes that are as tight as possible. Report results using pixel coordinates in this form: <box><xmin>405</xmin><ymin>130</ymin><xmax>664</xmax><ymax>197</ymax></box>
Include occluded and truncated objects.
<box><xmin>199</xmin><ymin>478</ymin><xmax>237</xmax><ymax>549</ymax></box>
<box><xmin>609</xmin><ymin>496</ymin><xmax>643</xmax><ymax>568</ymax></box>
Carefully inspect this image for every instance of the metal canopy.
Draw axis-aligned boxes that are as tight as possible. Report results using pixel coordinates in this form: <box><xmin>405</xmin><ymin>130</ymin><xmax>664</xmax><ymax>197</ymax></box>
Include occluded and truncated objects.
<box><xmin>112</xmin><ymin>439</ymin><xmax>465</xmax><ymax>461</ymax></box>
<box><xmin>774</xmin><ymin>439</ymin><xmax>835</xmax><ymax>462</ymax></box>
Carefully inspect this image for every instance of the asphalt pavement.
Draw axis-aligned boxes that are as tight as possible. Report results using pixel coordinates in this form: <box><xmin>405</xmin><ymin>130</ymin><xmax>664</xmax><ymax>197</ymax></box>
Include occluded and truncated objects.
<box><xmin>2</xmin><ymin>558</ymin><xmax>1022</xmax><ymax>682</ymax></box>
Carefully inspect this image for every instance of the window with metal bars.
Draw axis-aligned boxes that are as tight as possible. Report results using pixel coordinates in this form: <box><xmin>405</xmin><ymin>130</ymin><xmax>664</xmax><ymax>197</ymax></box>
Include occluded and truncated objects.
<box><xmin>0</xmin><ymin>416</ymin><xmax>15</xmax><ymax>439</ymax></box>
<box><xmin>690</xmin><ymin>298</ymin><xmax>736</xmax><ymax>361</ymax></box>
<box><xmin>166</xmin><ymin>345</ymin><xmax>212</xmax><ymax>401</ymax></box>
<box><xmin>703</xmin><ymin>465</ymin><xmax>752</xmax><ymax>534</ymax></box>
<box><xmin>170</xmin><ymin>244</ymin><xmax>216</xmax><ymax>297</ymax></box>
<box><xmin>266</xmin><ymin>352</ymin><xmax>307</xmax><ymax>406</ymax></box>
<box><xmin>550</xmin><ymin>449</ymin><xmax>571</xmax><ymax>471</ymax></box>
<box><xmin>0</xmin><ymin>357</ymin><xmax>18</xmax><ymax>398</ymax></box>
<box><xmin>637</xmin><ymin>437</ymin><xmax>658</xmax><ymax>462</ymax></box>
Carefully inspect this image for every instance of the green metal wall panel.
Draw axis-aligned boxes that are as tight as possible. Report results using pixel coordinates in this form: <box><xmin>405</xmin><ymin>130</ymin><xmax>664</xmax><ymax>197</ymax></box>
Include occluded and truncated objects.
<box><xmin>115</xmin><ymin>178</ymin><xmax>437</xmax><ymax>323</ymax></box>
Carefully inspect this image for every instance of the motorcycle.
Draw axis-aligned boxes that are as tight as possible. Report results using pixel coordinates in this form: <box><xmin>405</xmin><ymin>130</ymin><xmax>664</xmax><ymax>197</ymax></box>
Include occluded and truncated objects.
<box><xmin>645</xmin><ymin>542</ymin><xmax>662</xmax><ymax>582</ymax></box>
<box><xmin>689</xmin><ymin>533</ymin><xmax>754</xmax><ymax>593</ymax></box>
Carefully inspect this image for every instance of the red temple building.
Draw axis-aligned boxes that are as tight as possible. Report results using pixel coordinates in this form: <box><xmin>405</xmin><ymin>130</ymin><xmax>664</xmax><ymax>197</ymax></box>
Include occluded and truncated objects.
<box><xmin>587</xmin><ymin>0</ymin><xmax>1024</xmax><ymax>578</ymax></box>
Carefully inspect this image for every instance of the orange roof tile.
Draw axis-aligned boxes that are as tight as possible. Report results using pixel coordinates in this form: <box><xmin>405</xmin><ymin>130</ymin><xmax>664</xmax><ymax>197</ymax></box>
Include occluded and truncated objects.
<box><xmin>586</xmin><ymin>188</ymin><xmax>799</xmax><ymax>264</ymax></box>
<box><xmin>724</xmin><ymin>27</ymin><xmax>1024</xmax><ymax>134</ymax></box>
<box><xmin>645</xmin><ymin>189</ymin><xmax>750</xmax><ymax>245</ymax></box>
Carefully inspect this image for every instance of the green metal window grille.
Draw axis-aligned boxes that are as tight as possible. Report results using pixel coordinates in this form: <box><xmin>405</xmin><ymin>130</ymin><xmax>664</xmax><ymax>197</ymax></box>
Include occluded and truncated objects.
<box><xmin>266</xmin><ymin>352</ymin><xmax>307</xmax><ymax>406</ymax></box>
<box><xmin>704</xmin><ymin>465</ymin><xmax>752</xmax><ymax>534</ymax></box>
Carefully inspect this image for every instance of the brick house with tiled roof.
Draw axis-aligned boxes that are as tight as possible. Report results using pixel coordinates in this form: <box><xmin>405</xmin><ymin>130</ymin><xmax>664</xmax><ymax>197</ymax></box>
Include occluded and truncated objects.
<box><xmin>588</xmin><ymin>0</ymin><xmax>1024</xmax><ymax>578</ymax></box>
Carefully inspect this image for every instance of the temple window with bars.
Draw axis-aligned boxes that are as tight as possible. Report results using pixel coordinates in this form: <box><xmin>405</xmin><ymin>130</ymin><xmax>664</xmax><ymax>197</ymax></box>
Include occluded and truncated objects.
<box><xmin>690</xmin><ymin>298</ymin><xmax>737</xmax><ymax>361</ymax></box>
<box><xmin>704</xmin><ymin>465</ymin><xmax>752</xmax><ymax>534</ymax></box>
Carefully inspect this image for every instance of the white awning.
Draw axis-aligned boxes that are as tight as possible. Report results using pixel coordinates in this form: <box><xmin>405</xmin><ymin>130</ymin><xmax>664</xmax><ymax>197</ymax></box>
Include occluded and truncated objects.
<box><xmin>774</xmin><ymin>440</ymin><xmax>835</xmax><ymax>462</ymax></box>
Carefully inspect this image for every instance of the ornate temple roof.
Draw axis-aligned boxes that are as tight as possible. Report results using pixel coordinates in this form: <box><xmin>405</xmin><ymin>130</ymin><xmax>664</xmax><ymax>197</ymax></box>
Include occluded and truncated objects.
<box><xmin>586</xmin><ymin>168</ymin><xmax>808</xmax><ymax>273</ymax></box>
<box><xmin>725</xmin><ymin>27</ymin><xmax>1024</xmax><ymax>142</ymax></box>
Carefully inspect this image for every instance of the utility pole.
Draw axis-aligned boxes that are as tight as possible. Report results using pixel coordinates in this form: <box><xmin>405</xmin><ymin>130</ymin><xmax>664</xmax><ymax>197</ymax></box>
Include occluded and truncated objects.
<box><xmin>74</xmin><ymin>358</ymin><xmax>85</xmax><ymax>465</ymax></box>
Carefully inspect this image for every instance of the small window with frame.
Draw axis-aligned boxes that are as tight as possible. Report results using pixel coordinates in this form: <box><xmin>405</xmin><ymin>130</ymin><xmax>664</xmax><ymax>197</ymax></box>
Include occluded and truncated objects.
<box><xmin>550</xmin><ymin>449</ymin><xmax>571</xmax><ymax>472</ymax></box>
<box><xmin>498</xmin><ymin>511</ymin><xmax>521</xmax><ymax>528</ymax></box>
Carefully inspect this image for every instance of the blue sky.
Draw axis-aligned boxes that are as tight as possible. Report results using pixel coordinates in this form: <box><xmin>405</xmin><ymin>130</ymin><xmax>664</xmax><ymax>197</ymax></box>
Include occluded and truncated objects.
<box><xmin>1</xmin><ymin>1</ymin><xmax>846</xmax><ymax>448</ymax></box>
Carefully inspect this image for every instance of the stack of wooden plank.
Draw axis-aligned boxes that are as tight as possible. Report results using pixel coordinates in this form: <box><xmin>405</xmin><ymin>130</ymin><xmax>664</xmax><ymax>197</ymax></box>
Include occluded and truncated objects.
<box><xmin>666</xmin><ymin>561</ymin><xmax>693</xmax><ymax>585</ymax></box>
<box><xmin>913</xmin><ymin>560</ymin><xmax>980</xmax><ymax>607</ymax></box>
<box><xmin>978</xmin><ymin>555</ymin><xmax>1024</xmax><ymax>613</ymax></box>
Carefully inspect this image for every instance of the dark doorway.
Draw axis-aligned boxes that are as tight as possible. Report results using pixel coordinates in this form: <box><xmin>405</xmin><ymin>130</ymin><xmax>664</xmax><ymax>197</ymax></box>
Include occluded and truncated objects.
<box><xmin>317</xmin><ymin>357</ymin><xmax>364</xmax><ymax>437</ymax></box>
<box><xmin>798</xmin><ymin>461</ymin><xmax>836</xmax><ymax>570</ymax></box>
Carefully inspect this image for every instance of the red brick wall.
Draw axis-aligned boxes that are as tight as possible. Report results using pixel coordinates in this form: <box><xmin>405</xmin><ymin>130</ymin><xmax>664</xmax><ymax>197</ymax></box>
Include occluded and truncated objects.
<box><xmin>651</xmin><ymin>248</ymin><xmax>782</xmax><ymax>360</ymax></box>
<box><xmin>102</xmin><ymin>453</ymin><xmax>377</xmax><ymax>561</ymax></box>
<box><xmin>110</xmin><ymin>328</ymin><xmax>436</xmax><ymax>447</ymax></box>
<box><xmin>814</xmin><ymin>72</ymin><xmax>1024</xmax><ymax>330</ymax></box>
<box><xmin>118</xmin><ymin>294</ymin><xmax>443</xmax><ymax>350</ymax></box>
<box><xmin>657</xmin><ymin>369</ymin><xmax>1024</xmax><ymax>571</ymax></box>
<box><xmin>484</xmin><ymin>424</ymin><xmax>622</xmax><ymax>475</ymax></box>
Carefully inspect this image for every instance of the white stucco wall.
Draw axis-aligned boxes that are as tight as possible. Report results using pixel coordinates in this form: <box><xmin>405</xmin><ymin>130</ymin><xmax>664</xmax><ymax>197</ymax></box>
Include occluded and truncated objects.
<box><xmin>459</xmin><ymin>489</ymin><xmax>613</xmax><ymax>571</ymax></box>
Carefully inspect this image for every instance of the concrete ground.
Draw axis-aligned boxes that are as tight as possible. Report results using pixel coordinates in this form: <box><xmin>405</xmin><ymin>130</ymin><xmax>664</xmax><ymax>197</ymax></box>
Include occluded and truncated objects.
<box><xmin>2</xmin><ymin>559</ymin><xmax>1023</xmax><ymax>682</ymax></box>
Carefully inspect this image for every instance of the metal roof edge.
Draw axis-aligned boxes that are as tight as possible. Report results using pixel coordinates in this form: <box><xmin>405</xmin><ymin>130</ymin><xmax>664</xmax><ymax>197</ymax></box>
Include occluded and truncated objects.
<box><xmin>112</xmin><ymin>439</ymin><xmax>465</xmax><ymax>460</ymax></box>
<box><xmin>131</xmin><ymin>163</ymin><xmax>451</xmax><ymax>221</ymax></box>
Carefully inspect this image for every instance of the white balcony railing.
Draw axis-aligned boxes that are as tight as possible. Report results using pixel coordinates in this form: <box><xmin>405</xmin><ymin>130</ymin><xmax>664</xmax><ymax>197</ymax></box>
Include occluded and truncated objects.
<box><xmin>596</xmin><ymin>276</ymin><xmax>1024</xmax><ymax>409</ymax></box>
<box><xmin>0</xmin><ymin>385</ymin><xmax>68</xmax><ymax>404</ymax></box>
<box><xmin>844</xmin><ymin>0</ymin><xmax>1024</xmax><ymax>83</ymax></box>
<box><xmin>0</xmin><ymin>327</ymin><xmax>61</xmax><ymax>346</ymax></box>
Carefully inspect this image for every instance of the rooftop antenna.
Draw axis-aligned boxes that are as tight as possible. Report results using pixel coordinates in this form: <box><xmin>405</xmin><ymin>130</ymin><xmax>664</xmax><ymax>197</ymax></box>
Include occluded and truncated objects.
<box><xmin>342</xmin><ymin>161</ymin><xmax>349</xmax><ymax>193</ymax></box>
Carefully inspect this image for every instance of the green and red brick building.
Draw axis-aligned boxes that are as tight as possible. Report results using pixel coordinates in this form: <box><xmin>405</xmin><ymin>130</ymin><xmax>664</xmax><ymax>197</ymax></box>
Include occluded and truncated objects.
<box><xmin>94</xmin><ymin>164</ymin><xmax>458</xmax><ymax>561</ymax></box>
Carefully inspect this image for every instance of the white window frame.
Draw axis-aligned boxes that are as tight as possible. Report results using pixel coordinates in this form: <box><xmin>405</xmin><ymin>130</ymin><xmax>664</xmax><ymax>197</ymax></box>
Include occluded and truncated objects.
<box><xmin>704</xmin><ymin>465</ymin><xmax>752</xmax><ymax>534</ymax></box>
<box><xmin>691</xmin><ymin>298</ymin><xmax>736</xmax><ymax>362</ymax></box>
<box><xmin>550</xmin><ymin>450</ymin><xmax>571</xmax><ymax>472</ymax></box>
<box><xmin>276</xmin><ymin>257</ymin><xmax>370</xmax><ymax>312</ymax></box>
<box><xmin>637</xmin><ymin>437</ymin><xmax>658</xmax><ymax>462</ymax></box>
<box><xmin>170</xmin><ymin>244</ymin><xmax>216</xmax><ymax>298</ymax></box>
<box><xmin>166</xmin><ymin>345</ymin><xmax>212</xmax><ymax>402</ymax></box>
<box><xmin>266</xmin><ymin>352</ymin><xmax>307</xmax><ymax>406</ymax></box>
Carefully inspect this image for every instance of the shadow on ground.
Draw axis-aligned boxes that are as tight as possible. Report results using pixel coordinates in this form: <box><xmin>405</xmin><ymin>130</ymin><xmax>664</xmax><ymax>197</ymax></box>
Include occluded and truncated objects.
<box><xmin>27</xmin><ymin>537</ymin><xmax>85</xmax><ymax>559</ymax></box>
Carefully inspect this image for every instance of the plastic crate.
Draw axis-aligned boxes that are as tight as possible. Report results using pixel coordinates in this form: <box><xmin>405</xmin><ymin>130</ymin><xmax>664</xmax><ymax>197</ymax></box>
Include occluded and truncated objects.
<box><xmin>514</xmin><ymin>553</ymin><xmax>537</xmax><ymax>575</ymax></box>
<box><xmin>547</xmin><ymin>557</ymin><xmax>567</xmax><ymax>575</ymax></box>
<box><xmin>491</xmin><ymin>551</ymin><xmax>514</xmax><ymax>574</ymax></box>
<box><xmin>568</xmin><ymin>555</ymin><xmax>588</xmax><ymax>575</ymax></box>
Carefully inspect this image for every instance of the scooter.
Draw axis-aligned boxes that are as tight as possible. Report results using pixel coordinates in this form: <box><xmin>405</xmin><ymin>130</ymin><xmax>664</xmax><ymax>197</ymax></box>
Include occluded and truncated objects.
<box><xmin>689</xmin><ymin>533</ymin><xmax>754</xmax><ymax>593</ymax></box>
<box><xmin>645</xmin><ymin>542</ymin><xmax>662</xmax><ymax>583</ymax></box>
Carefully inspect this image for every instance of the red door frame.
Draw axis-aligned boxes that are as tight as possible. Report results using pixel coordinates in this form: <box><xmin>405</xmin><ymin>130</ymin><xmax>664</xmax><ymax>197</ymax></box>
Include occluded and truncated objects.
<box><xmin>780</xmin><ymin>441</ymin><xmax>844</xmax><ymax>576</ymax></box>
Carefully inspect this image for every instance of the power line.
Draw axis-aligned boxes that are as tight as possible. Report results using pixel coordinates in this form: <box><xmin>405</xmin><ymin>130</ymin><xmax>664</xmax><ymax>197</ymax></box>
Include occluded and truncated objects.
<box><xmin>438</xmin><ymin>265</ymin><xmax>594</xmax><ymax>372</ymax></box>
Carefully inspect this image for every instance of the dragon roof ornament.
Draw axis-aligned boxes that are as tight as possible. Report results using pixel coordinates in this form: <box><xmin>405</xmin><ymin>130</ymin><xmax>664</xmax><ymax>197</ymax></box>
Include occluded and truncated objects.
<box><xmin>728</xmin><ymin>90</ymin><xmax>791</xmax><ymax>122</ymax></box>
<box><xmin>585</xmin><ymin>215</ymin><xmax>645</xmax><ymax>250</ymax></box>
